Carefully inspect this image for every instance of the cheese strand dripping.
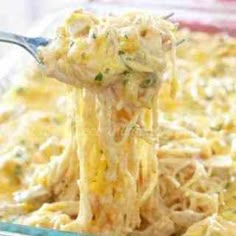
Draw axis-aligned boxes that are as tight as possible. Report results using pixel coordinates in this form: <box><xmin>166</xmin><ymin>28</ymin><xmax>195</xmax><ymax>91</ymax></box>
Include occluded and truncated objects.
<box><xmin>39</xmin><ymin>10</ymin><xmax>177</xmax><ymax>234</ymax></box>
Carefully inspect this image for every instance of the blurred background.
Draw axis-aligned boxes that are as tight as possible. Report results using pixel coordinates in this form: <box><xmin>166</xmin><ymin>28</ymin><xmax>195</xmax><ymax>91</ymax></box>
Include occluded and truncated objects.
<box><xmin>0</xmin><ymin>0</ymin><xmax>235</xmax><ymax>32</ymax></box>
<box><xmin>0</xmin><ymin>0</ymin><xmax>80</xmax><ymax>33</ymax></box>
<box><xmin>0</xmin><ymin>0</ymin><xmax>235</xmax><ymax>57</ymax></box>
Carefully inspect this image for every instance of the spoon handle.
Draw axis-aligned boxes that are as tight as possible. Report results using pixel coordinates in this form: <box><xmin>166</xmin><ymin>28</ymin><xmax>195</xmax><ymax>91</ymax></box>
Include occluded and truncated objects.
<box><xmin>0</xmin><ymin>31</ymin><xmax>49</xmax><ymax>63</ymax></box>
<box><xmin>0</xmin><ymin>31</ymin><xmax>28</xmax><ymax>48</ymax></box>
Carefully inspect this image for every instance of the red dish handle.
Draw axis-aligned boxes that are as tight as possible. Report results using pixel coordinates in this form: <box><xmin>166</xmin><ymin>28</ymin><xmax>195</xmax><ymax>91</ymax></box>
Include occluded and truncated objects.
<box><xmin>179</xmin><ymin>20</ymin><xmax>236</xmax><ymax>36</ymax></box>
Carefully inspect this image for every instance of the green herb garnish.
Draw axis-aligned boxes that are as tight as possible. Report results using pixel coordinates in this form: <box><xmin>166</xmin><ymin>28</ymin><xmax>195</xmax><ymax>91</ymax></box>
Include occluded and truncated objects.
<box><xmin>70</xmin><ymin>41</ymin><xmax>74</xmax><ymax>47</ymax></box>
<box><xmin>19</xmin><ymin>140</ymin><xmax>25</xmax><ymax>145</ymax></box>
<box><xmin>15</xmin><ymin>150</ymin><xmax>23</xmax><ymax>158</ymax></box>
<box><xmin>118</xmin><ymin>50</ymin><xmax>125</xmax><ymax>55</ymax></box>
<box><xmin>92</xmin><ymin>33</ymin><xmax>97</xmax><ymax>39</ymax></box>
<box><xmin>34</xmin><ymin>143</ymin><xmax>40</xmax><ymax>148</ymax></box>
<box><xmin>210</xmin><ymin>123</ymin><xmax>222</xmax><ymax>131</ymax></box>
<box><xmin>105</xmin><ymin>68</ymin><xmax>110</xmax><ymax>74</ymax></box>
<box><xmin>140</xmin><ymin>78</ymin><xmax>155</xmax><ymax>88</ymax></box>
<box><xmin>225</xmin><ymin>182</ymin><xmax>231</xmax><ymax>189</ymax></box>
<box><xmin>15</xmin><ymin>87</ymin><xmax>25</xmax><ymax>95</ymax></box>
<box><xmin>140</xmin><ymin>74</ymin><xmax>157</xmax><ymax>88</ymax></box>
<box><xmin>14</xmin><ymin>165</ymin><xmax>22</xmax><ymax>176</ymax></box>
<box><xmin>123</xmin><ymin>79</ymin><xmax>129</xmax><ymax>86</ymax></box>
<box><xmin>52</xmin><ymin>116</ymin><xmax>63</xmax><ymax>125</ymax></box>
<box><xmin>81</xmin><ymin>52</ymin><xmax>86</xmax><ymax>60</ymax></box>
<box><xmin>95</xmin><ymin>72</ymin><xmax>103</xmax><ymax>82</ymax></box>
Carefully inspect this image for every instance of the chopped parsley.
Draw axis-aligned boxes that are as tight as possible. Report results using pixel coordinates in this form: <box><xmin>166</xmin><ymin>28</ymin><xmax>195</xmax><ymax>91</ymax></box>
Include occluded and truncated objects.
<box><xmin>92</xmin><ymin>33</ymin><xmax>97</xmax><ymax>39</ymax></box>
<box><xmin>14</xmin><ymin>165</ymin><xmax>22</xmax><ymax>176</ymax></box>
<box><xmin>105</xmin><ymin>68</ymin><xmax>110</xmax><ymax>74</ymax></box>
<box><xmin>118</xmin><ymin>50</ymin><xmax>125</xmax><ymax>55</ymax></box>
<box><xmin>81</xmin><ymin>52</ymin><xmax>86</xmax><ymax>60</ymax></box>
<box><xmin>94</xmin><ymin>72</ymin><xmax>103</xmax><ymax>82</ymax></box>
<box><xmin>123</xmin><ymin>70</ymin><xmax>130</xmax><ymax>75</ymax></box>
<box><xmin>225</xmin><ymin>182</ymin><xmax>231</xmax><ymax>189</ymax></box>
<box><xmin>140</xmin><ymin>74</ymin><xmax>157</xmax><ymax>88</ymax></box>
<box><xmin>34</xmin><ymin>143</ymin><xmax>40</xmax><ymax>148</ymax></box>
<box><xmin>123</xmin><ymin>79</ymin><xmax>129</xmax><ymax>86</ymax></box>
<box><xmin>15</xmin><ymin>87</ymin><xmax>25</xmax><ymax>95</ymax></box>
<box><xmin>70</xmin><ymin>41</ymin><xmax>75</xmax><ymax>48</ymax></box>
<box><xmin>19</xmin><ymin>140</ymin><xmax>25</xmax><ymax>145</ymax></box>
<box><xmin>15</xmin><ymin>150</ymin><xmax>24</xmax><ymax>158</ymax></box>
<box><xmin>205</xmin><ymin>95</ymin><xmax>213</xmax><ymax>101</ymax></box>
<box><xmin>52</xmin><ymin>116</ymin><xmax>63</xmax><ymax>125</ymax></box>
<box><xmin>140</xmin><ymin>78</ymin><xmax>155</xmax><ymax>88</ymax></box>
<box><xmin>210</xmin><ymin>123</ymin><xmax>223</xmax><ymax>131</ymax></box>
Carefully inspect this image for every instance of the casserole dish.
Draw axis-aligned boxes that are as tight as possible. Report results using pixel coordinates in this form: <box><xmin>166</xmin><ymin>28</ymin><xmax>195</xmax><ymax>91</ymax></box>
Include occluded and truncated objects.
<box><xmin>0</xmin><ymin>1</ymin><xmax>235</xmax><ymax>235</ymax></box>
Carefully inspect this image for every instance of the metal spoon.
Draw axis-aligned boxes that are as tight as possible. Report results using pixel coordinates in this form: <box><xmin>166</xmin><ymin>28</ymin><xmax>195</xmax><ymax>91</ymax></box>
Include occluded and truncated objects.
<box><xmin>0</xmin><ymin>31</ymin><xmax>50</xmax><ymax>64</ymax></box>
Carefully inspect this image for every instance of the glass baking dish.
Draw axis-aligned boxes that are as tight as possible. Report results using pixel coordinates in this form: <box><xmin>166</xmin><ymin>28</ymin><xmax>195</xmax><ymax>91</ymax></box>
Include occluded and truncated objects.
<box><xmin>0</xmin><ymin>1</ymin><xmax>235</xmax><ymax>235</ymax></box>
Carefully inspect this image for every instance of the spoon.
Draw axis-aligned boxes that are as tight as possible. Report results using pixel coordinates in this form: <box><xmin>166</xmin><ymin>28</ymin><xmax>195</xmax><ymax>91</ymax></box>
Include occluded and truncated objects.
<box><xmin>0</xmin><ymin>31</ymin><xmax>50</xmax><ymax>64</ymax></box>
